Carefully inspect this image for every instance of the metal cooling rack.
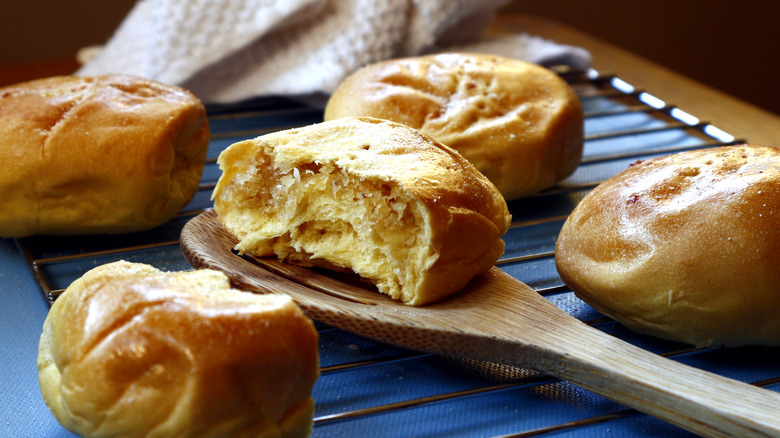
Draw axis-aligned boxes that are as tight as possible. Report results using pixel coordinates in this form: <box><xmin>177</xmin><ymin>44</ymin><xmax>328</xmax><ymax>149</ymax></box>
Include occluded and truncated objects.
<box><xmin>16</xmin><ymin>67</ymin><xmax>780</xmax><ymax>437</ymax></box>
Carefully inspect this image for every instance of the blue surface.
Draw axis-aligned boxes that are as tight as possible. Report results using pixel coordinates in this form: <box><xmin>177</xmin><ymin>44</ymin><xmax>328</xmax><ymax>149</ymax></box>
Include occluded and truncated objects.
<box><xmin>0</xmin><ymin>238</ymin><xmax>75</xmax><ymax>438</ymax></box>
<box><xmin>2</xmin><ymin>74</ymin><xmax>778</xmax><ymax>437</ymax></box>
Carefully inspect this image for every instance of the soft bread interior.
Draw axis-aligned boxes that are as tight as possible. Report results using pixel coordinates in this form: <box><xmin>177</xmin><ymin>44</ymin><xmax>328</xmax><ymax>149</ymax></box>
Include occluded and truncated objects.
<box><xmin>214</xmin><ymin>117</ymin><xmax>511</xmax><ymax>306</ymax></box>
<box><xmin>217</xmin><ymin>141</ymin><xmax>435</xmax><ymax>304</ymax></box>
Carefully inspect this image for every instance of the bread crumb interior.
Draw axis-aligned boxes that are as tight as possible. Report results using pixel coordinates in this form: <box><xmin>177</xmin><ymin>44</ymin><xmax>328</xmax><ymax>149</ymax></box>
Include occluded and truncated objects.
<box><xmin>223</xmin><ymin>146</ymin><xmax>434</xmax><ymax>303</ymax></box>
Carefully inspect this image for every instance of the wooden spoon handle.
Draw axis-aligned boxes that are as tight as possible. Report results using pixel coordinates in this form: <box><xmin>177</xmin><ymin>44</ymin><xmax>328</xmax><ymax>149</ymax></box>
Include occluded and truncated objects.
<box><xmin>471</xmin><ymin>271</ymin><xmax>780</xmax><ymax>438</ymax></box>
<box><xmin>528</xmin><ymin>336</ymin><xmax>780</xmax><ymax>437</ymax></box>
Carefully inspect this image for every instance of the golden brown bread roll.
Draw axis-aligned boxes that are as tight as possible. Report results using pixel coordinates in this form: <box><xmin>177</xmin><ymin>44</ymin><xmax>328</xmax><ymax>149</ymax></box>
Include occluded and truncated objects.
<box><xmin>555</xmin><ymin>144</ymin><xmax>780</xmax><ymax>347</ymax></box>
<box><xmin>213</xmin><ymin>117</ymin><xmax>511</xmax><ymax>306</ymax></box>
<box><xmin>323</xmin><ymin>53</ymin><xmax>584</xmax><ymax>200</ymax></box>
<box><xmin>0</xmin><ymin>74</ymin><xmax>210</xmax><ymax>237</ymax></box>
<box><xmin>37</xmin><ymin>261</ymin><xmax>319</xmax><ymax>438</ymax></box>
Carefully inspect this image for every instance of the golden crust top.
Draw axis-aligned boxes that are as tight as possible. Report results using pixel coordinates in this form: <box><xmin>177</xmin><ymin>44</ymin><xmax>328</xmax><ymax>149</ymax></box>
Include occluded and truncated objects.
<box><xmin>324</xmin><ymin>53</ymin><xmax>584</xmax><ymax>199</ymax></box>
<box><xmin>0</xmin><ymin>74</ymin><xmax>210</xmax><ymax>237</ymax></box>
<box><xmin>556</xmin><ymin>144</ymin><xmax>780</xmax><ymax>347</ymax></box>
<box><xmin>226</xmin><ymin>116</ymin><xmax>509</xmax><ymax>227</ymax></box>
<box><xmin>38</xmin><ymin>261</ymin><xmax>319</xmax><ymax>438</ymax></box>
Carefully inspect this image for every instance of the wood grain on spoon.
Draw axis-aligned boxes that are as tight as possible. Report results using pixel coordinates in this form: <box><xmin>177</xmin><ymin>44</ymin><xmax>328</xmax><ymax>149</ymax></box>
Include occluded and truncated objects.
<box><xmin>181</xmin><ymin>209</ymin><xmax>780</xmax><ymax>438</ymax></box>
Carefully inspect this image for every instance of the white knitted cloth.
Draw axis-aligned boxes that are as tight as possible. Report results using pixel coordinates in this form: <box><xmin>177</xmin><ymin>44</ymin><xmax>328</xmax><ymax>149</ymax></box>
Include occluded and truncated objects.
<box><xmin>78</xmin><ymin>0</ymin><xmax>591</xmax><ymax>103</ymax></box>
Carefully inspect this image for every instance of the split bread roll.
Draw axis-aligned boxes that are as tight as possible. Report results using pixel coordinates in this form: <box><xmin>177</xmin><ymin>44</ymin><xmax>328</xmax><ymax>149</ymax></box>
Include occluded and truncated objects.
<box><xmin>37</xmin><ymin>261</ymin><xmax>319</xmax><ymax>438</ymax></box>
<box><xmin>213</xmin><ymin>117</ymin><xmax>511</xmax><ymax>306</ymax></box>
<box><xmin>324</xmin><ymin>53</ymin><xmax>584</xmax><ymax>200</ymax></box>
<box><xmin>0</xmin><ymin>74</ymin><xmax>210</xmax><ymax>237</ymax></box>
<box><xmin>555</xmin><ymin>145</ymin><xmax>780</xmax><ymax>348</ymax></box>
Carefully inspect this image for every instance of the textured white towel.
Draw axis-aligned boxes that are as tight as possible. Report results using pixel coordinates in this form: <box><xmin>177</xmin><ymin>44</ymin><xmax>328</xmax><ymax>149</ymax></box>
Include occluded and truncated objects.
<box><xmin>78</xmin><ymin>0</ymin><xmax>591</xmax><ymax>103</ymax></box>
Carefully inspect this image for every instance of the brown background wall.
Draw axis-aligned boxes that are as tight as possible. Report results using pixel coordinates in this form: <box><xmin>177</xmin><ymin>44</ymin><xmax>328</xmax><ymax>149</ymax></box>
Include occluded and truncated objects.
<box><xmin>506</xmin><ymin>1</ymin><xmax>780</xmax><ymax>116</ymax></box>
<box><xmin>0</xmin><ymin>0</ymin><xmax>137</xmax><ymax>62</ymax></box>
<box><xmin>1</xmin><ymin>0</ymin><xmax>777</xmax><ymax>115</ymax></box>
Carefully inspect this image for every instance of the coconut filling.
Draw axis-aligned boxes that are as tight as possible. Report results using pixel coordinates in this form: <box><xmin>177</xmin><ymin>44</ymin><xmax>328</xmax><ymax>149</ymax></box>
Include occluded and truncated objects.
<box><xmin>225</xmin><ymin>151</ymin><xmax>436</xmax><ymax>303</ymax></box>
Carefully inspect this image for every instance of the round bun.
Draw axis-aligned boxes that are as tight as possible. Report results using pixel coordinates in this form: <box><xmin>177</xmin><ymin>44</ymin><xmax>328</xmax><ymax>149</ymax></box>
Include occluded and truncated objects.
<box><xmin>0</xmin><ymin>74</ymin><xmax>210</xmax><ymax>237</ymax></box>
<box><xmin>213</xmin><ymin>117</ymin><xmax>511</xmax><ymax>306</ymax></box>
<box><xmin>37</xmin><ymin>261</ymin><xmax>319</xmax><ymax>438</ymax></box>
<box><xmin>555</xmin><ymin>145</ymin><xmax>780</xmax><ymax>347</ymax></box>
<box><xmin>324</xmin><ymin>53</ymin><xmax>584</xmax><ymax>200</ymax></box>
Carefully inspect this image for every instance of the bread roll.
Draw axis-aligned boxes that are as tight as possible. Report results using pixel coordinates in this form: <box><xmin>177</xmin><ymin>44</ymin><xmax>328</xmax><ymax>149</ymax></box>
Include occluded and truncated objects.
<box><xmin>555</xmin><ymin>145</ymin><xmax>780</xmax><ymax>347</ymax></box>
<box><xmin>37</xmin><ymin>261</ymin><xmax>319</xmax><ymax>438</ymax></box>
<box><xmin>0</xmin><ymin>74</ymin><xmax>209</xmax><ymax>237</ymax></box>
<box><xmin>213</xmin><ymin>117</ymin><xmax>510</xmax><ymax>306</ymax></box>
<box><xmin>324</xmin><ymin>53</ymin><xmax>584</xmax><ymax>200</ymax></box>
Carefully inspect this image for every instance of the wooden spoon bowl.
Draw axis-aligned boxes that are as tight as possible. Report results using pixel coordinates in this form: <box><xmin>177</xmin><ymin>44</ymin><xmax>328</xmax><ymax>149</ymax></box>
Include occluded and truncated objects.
<box><xmin>181</xmin><ymin>209</ymin><xmax>780</xmax><ymax>437</ymax></box>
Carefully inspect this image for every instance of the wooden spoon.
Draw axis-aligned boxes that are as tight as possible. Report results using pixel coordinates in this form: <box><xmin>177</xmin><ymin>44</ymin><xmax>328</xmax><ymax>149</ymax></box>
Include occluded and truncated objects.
<box><xmin>181</xmin><ymin>209</ymin><xmax>780</xmax><ymax>437</ymax></box>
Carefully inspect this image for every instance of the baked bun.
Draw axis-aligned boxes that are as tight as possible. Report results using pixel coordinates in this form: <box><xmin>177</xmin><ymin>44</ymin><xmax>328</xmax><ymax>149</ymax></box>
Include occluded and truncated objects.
<box><xmin>0</xmin><ymin>74</ymin><xmax>209</xmax><ymax>237</ymax></box>
<box><xmin>37</xmin><ymin>261</ymin><xmax>318</xmax><ymax>438</ymax></box>
<box><xmin>323</xmin><ymin>53</ymin><xmax>584</xmax><ymax>200</ymax></box>
<box><xmin>213</xmin><ymin>117</ymin><xmax>510</xmax><ymax>306</ymax></box>
<box><xmin>555</xmin><ymin>144</ymin><xmax>780</xmax><ymax>347</ymax></box>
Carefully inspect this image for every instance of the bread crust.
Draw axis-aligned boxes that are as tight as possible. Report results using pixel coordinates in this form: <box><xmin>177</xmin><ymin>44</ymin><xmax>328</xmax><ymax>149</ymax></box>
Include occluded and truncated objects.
<box><xmin>555</xmin><ymin>145</ymin><xmax>780</xmax><ymax>347</ymax></box>
<box><xmin>324</xmin><ymin>53</ymin><xmax>584</xmax><ymax>199</ymax></box>
<box><xmin>37</xmin><ymin>261</ymin><xmax>319</xmax><ymax>438</ymax></box>
<box><xmin>213</xmin><ymin>117</ymin><xmax>510</xmax><ymax>305</ymax></box>
<box><xmin>0</xmin><ymin>74</ymin><xmax>209</xmax><ymax>237</ymax></box>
